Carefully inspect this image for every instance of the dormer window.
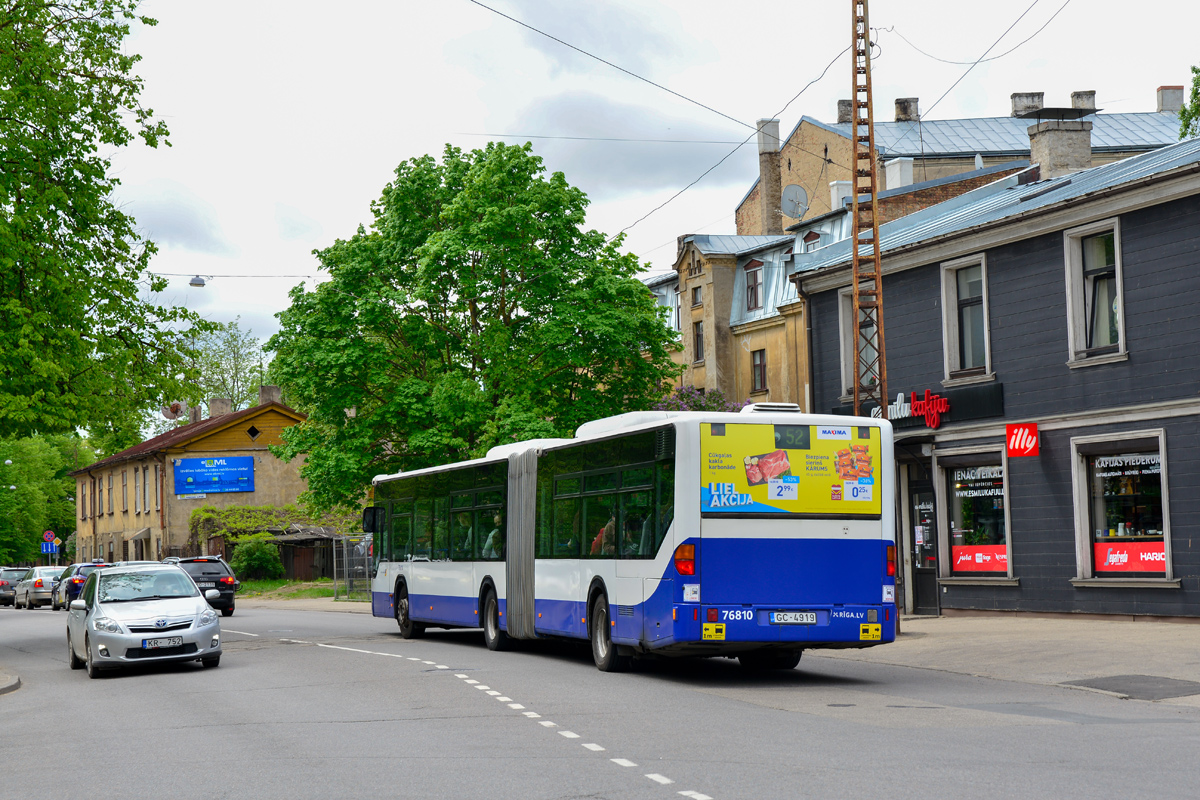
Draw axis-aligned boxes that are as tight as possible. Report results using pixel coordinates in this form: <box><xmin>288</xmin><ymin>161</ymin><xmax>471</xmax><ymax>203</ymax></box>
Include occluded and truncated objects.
<box><xmin>745</xmin><ymin>260</ymin><xmax>763</xmax><ymax>311</ymax></box>
<box><xmin>802</xmin><ymin>231</ymin><xmax>821</xmax><ymax>253</ymax></box>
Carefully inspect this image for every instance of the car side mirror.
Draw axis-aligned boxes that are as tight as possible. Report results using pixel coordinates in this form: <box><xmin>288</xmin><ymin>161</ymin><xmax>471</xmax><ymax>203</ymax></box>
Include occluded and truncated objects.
<box><xmin>69</xmin><ymin>600</ymin><xmax>86</xmax><ymax>611</ymax></box>
<box><xmin>205</xmin><ymin>589</ymin><xmax>220</xmax><ymax>601</ymax></box>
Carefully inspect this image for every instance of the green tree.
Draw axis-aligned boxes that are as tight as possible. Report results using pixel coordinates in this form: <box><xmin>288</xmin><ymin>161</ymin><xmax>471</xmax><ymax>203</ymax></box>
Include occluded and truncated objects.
<box><xmin>193</xmin><ymin>317</ymin><xmax>264</xmax><ymax>414</ymax></box>
<box><xmin>0</xmin><ymin>433</ymin><xmax>91</xmax><ymax>563</ymax></box>
<box><xmin>1180</xmin><ymin>66</ymin><xmax>1200</xmax><ymax>140</ymax></box>
<box><xmin>0</xmin><ymin>0</ymin><xmax>209</xmax><ymax>439</ymax></box>
<box><xmin>268</xmin><ymin>142</ymin><xmax>680</xmax><ymax>510</ymax></box>
<box><xmin>229</xmin><ymin>534</ymin><xmax>285</xmax><ymax>580</ymax></box>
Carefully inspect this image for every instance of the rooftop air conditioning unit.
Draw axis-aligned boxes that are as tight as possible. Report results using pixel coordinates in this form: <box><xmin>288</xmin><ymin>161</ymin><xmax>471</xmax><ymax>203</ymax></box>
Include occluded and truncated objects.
<box><xmin>740</xmin><ymin>403</ymin><xmax>802</xmax><ymax>414</ymax></box>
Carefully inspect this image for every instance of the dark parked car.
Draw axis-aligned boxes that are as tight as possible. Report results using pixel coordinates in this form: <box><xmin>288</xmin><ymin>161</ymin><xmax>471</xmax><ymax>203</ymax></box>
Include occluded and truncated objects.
<box><xmin>175</xmin><ymin>557</ymin><xmax>239</xmax><ymax>616</ymax></box>
<box><xmin>51</xmin><ymin>562</ymin><xmax>109</xmax><ymax>610</ymax></box>
<box><xmin>1</xmin><ymin>567</ymin><xmax>27</xmax><ymax>607</ymax></box>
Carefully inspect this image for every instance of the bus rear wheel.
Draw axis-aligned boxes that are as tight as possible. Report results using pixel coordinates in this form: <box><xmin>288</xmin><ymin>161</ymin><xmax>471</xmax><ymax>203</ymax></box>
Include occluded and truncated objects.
<box><xmin>395</xmin><ymin>584</ymin><xmax>425</xmax><ymax>639</ymax></box>
<box><xmin>482</xmin><ymin>589</ymin><xmax>509</xmax><ymax>651</ymax></box>
<box><xmin>738</xmin><ymin>650</ymin><xmax>802</xmax><ymax>671</ymax></box>
<box><xmin>589</xmin><ymin>595</ymin><xmax>629</xmax><ymax>673</ymax></box>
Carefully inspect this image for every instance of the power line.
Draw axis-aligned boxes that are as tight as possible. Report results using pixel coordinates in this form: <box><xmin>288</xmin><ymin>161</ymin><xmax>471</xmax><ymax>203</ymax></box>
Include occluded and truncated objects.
<box><xmin>882</xmin><ymin>0</ymin><xmax>1071</xmax><ymax>67</ymax></box>
<box><xmin>455</xmin><ymin>132</ymin><xmax>745</xmax><ymax>144</ymax></box>
<box><xmin>149</xmin><ymin>272</ymin><xmax>323</xmax><ymax>279</ymax></box>
<box><xmin>465</xmin><ymin>0</ymin><xmax>753</xmax><ymax>134</ymax></box>
<box><xmin>614</xmin><ymin>44</ymin><xmax>851</xmax><ymax>240</ymax></box>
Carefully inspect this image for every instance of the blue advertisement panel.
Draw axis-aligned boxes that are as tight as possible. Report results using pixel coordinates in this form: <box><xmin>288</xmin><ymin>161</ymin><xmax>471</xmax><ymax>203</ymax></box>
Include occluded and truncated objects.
<box><xmin>174</xmin><ymin>456</ymin><xmax>255</xmax><ymax>495</ymax></box>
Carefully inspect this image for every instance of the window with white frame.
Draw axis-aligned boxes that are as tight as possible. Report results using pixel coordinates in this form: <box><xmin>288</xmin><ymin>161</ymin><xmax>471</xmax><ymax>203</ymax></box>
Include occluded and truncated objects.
<box><xmin>838</xmin><ymin>289</ymin><xmax>879</xmax><ymax>398</ymax></box>
<box><xmin>745</xmin><ymin>262</ymin><xmax>763</xmax><ymax>311</ymax></box>
<box><xmin>1070</xmin><ymin>430</ymin><xmax>1173</xmax><ymax>582</ymax></box>
<box><xmin>802</xmin><ymin>231</ymin><xmax>821</xmax><ymax>253</ymax></box>
<box><xmin>933</xmin><ymin>448</ymin><xmax>1013</xmax><ymax>580</ymax></box>
<box><xmin>940</xmin><ymin>255</ymin><xmax>992</xmax><ymax>381</ymax></box>
<box><xmin>1064</xmin><ymin>219</ymin><xmax>1125</xmax><ymax>364</ymax></box>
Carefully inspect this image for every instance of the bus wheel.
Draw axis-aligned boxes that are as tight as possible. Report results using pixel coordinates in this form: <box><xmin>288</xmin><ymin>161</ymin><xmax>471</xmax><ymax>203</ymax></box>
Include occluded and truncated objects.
<box><xmin>482</xmin><ymin>589</ymin><xmax>509</xmax><ymax>651</ymax></box>
<box><xmin>589</xmin><ymin>595</ymin><xmax>629</xmax><ymax>673</ymax></box>
<box><xmin>395</xmin><ymin>584</ymin><xmax>425</xmax><ymax>639</ymax></box>
<box><xmin>739</xmin><ymin>650</ymin><xmax>802</xmax><ymax>671</ymax></box>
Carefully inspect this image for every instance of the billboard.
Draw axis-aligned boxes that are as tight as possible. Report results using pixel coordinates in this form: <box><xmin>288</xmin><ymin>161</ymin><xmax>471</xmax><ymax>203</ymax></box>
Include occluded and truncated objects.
<box><xmin>699</xmin><ymin>423</ymin><xmax>882</xmax><ymax>516</ymax></box>
<box><xmin>174</xmin><ymin>456</ymin><xmax>255</xmax><ymax>496</ymax></box>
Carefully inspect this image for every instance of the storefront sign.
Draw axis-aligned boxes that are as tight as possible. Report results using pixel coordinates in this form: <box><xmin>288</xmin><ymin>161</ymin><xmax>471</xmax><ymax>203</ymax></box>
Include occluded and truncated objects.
<box><xmin>950</xmin><ymin>544</ymin><xmax>1009</xmax><ymax>572</ymax></box>
<box><xmin>173</xmin><ymin>456</ymin><xmax>255</xmax><ymax>495</ymax></box>
<box><xmin>1093</xmin><ymin>540</ymin><xmax>1166</xmax><ymax>573</ymax></box>
<box><xmin>700</xmin><ymin>423</ymin><xmax>882</xmax><ymax>516</ymax></box>
<box><xmin>871</xmin><ymin>390</ymin><xmax>950</xmax><ymax>428</ymax></box>
<box><xmin>1006</xmin><ymin>423</ymin><xmax>1039</xmax><ymax>457</ymax></box>
<box><xmin>1093</xmin><ymin>454</ymin><xmax>1160</xmax><ymax>476</ymax></box>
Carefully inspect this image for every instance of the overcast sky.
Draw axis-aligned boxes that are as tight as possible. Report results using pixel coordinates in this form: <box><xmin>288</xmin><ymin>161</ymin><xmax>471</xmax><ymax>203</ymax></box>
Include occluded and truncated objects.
<box><xmin>113</xmin><ymin>0</ymin><xmax>1197</xmax><ymax>346</ymax></box>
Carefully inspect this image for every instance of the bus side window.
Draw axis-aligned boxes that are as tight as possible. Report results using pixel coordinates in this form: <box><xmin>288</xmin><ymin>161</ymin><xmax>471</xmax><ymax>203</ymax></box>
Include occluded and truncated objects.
<box><xmin>586</xmin><ymin>494</ymin><xmax>618</xmax><ymax>558</ymax></box>
<box><xmin>554</xmin><ymin>497</ymin><xmax>580</xmax><ymax>558</ymax></box>
<box><xmin>432</xmin><ymin>497</ymin><xmax>449</xmax><ymax>560</ymax></box>
<box><xmin>392</xmin><ymin>514</ymin><xmax>412</xmax><ymax>561</ymax></box>
<box><xmin>621</xmin><ymin>491</ymin><xmax>652</xmax><ymax>558</ymax></box>
<box><xmin>413</xmin><ymin>499</ymin><xmax>432</xmax><ymax>558</ymax></box>
<box><xmin>655</xmin><ymin>460</ymin><xmax>675</xmax><ymax>555</ymax></box>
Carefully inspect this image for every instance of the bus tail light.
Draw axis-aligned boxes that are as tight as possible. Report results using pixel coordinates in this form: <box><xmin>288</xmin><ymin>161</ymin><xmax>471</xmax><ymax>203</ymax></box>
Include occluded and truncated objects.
<box><xmin>886</xmin><ymin>545</ymin><xmax>896</xmax><ymax>577</ymax></box>
<box><xmin>673</xmin><ymin>544</ymin><xmax>695</xmax><ymax>576</ymax></box>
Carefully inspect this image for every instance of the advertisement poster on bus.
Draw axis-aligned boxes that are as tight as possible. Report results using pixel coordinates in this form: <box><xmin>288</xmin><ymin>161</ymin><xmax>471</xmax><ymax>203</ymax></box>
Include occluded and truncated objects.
<box><xmin>699</xmin><ymin>423</ymin><xmax>882</xmax><ymax>516</ymax></box>
<box><xmin>173</xmin><ymin>456</ymin><xmax>255</xmax><ymax>496</ymax></box>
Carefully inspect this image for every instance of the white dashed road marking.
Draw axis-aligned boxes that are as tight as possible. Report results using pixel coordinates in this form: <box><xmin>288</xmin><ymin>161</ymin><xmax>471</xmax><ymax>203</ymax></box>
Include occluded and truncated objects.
<box><xmin>522</xmin><ymin>712</ymin><xmax>541</xmax><ymax>718</ymax></box>
<box><xmin>507</xmin><ymin>703</ymin><xmax>524</xmax><ymax>709</ymax></box>
<box><xmin>611</xmin><ymin>758</ymin><xmax>638</xmax><ymax>767</ymax></box>
<box><xmin>558</xmin><ymin>731</ymin><xmax>580</xmax><ymax>739</ymax></box>
<box><xmin>582</xmin><ymin>743</ymin><xmax>605</xmax><ymax>752</ymax></box>
<box><xmin>679</xmin><ymin>792</ymin><xmax>713</xmax><ymax>800</ymax></box>
<box><xmin>646</xmin><ymin>774</ymin><xmax>674</xmax><ymax>785</ymax></box>
<box><xmin>223</xmin><ymin>629</ymin><xmax>259</xmax><ymax>637</ymax></box>
<box><xmin>538</xmin><ymin>720</ymin><xmax>557</xmax><ymax>728</ymax></box>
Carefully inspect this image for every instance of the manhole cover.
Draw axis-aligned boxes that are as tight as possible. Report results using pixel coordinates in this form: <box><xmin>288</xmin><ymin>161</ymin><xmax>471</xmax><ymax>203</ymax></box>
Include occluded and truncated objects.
<box><xmin>1062</xmin><ymin>674</ymin><xmax>1200</xmax><ymax>701</ymax></box>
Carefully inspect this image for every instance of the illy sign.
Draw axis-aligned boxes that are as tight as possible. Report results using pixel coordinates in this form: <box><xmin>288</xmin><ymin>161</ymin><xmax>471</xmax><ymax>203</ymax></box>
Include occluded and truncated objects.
<box><xmin>1006</xmin><ymin>423</ymin><xmax>1039</xmax><ymax>457</ymax></box>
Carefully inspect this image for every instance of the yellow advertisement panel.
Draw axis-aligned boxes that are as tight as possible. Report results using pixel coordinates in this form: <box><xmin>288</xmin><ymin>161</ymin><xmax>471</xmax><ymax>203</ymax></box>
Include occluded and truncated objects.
<box><xmin>700</xmin><ymin>422</ymin><xmax>882</xmax><ymax>516</ymax></box>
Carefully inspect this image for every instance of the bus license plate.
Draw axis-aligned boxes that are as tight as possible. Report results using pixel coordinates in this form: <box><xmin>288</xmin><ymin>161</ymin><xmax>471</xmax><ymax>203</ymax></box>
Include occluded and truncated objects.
<box><xmin>769</xmin><ymin>612</ymin><xmax>816</xmax><ymax>625</ymax></box>
<box><xmin>143</xmin><ymin>637</ymin><xmax>183</xmax><ymax>649</ymax></box>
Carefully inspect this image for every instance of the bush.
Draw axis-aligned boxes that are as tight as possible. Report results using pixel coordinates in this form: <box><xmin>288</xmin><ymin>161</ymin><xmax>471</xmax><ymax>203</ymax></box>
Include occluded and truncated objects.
<box><xmin>653</xmin><ymin>386</ymin><xmax>747</xmax><ymax>412</ymax></box>
<box><xmin>229</xmin><ymin>537</ymin><xmax>284</xmax><ymax>580</ymax></box>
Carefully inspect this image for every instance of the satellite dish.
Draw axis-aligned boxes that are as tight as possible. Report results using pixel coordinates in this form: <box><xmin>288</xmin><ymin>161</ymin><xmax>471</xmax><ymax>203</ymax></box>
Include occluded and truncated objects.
<box><xmin>781</xmin><ymin>184</ymin><xmax>808</xmax><ymax>219</ymax></box>
<box><xmin>161</xmin><ymin>401</ymin><xmax>187</xmax><ymax>421</ymax></box>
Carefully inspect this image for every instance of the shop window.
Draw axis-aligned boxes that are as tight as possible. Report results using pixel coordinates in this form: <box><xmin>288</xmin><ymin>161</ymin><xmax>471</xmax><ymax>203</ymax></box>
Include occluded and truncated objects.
<box><xmin>693</xmin><ymin>322</ymin><xmax>704</xmax><ymax>364</ymax></box>
<box><xmin>1064</xmin><ymin>219</ymin><xmax>1126</xmax><ymax>366</ymax></box>
<box><xmin>745</xmin><ymin>263</ymin><xmax>763</xmax><ymax>311</ymax></box>
<box><xmin>940</xmin><ymin>254</ymin><xmax>992</xmax><ymax>382</ymax></box>
<box><xmin>1070</xmin><ymin>431</ymin><xmax>1173</xmax><ymax>582</ymax></box>
<box><xmin>751</xmin><ymin>349</ymin><xmax>767</xmax><ymax>393</ymax></box>
<box><xmin>945</xmin><ymin>464</ymin><xmax>1008</xmax><ymax>575</ymax></box>
<box><xmin>838</xmin><ymin>289</ymin><xmax>880</xmax><ymax>399</ymax></box>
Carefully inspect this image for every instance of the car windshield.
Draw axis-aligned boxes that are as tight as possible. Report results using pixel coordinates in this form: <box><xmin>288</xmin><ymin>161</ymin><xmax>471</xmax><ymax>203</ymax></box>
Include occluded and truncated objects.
<box><xmin>35</xmin><ymin>567</ymin><xmax>60</xmax><ymax>577</ymax></box>
<box><xmin>77</xmin><ymin>565</ymin><xmax>102</xmax><ymax>577</ymax></box>
<box><xmin>98</xmin><ymin>571</ymin><xmax>198</xmax><ymax>602</ymax></box>
<box><xmin>2</xmin><ymin>569</ymin><xmax>25</xmax><ymax>580</ymax></box>
<box><xmin>180</xmin><ymin>561</ymin><xmax>231</xmax><ymax>577</ymax></box>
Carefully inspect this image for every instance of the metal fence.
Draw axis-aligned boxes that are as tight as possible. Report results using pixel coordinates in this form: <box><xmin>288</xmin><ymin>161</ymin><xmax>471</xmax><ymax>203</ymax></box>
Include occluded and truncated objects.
<box><xmin>332</xmin><ymin>535</ymin><xmax>372</xmax><ymax>601</ymax></box>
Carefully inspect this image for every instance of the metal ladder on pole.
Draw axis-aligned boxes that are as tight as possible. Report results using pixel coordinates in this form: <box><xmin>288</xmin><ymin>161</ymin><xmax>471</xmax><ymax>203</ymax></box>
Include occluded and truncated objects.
<box><xmin>850</xmin><ymin>0</ymin><xmax>888</xmax><ymax>419</ymax></box>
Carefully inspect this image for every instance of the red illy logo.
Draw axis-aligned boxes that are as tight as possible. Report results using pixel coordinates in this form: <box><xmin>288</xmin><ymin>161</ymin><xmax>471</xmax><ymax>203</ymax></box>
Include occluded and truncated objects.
<box><xmin>1006</xmin><ymin>423</ymin><xmax>1040</xmax><ymax>457</ymax></box>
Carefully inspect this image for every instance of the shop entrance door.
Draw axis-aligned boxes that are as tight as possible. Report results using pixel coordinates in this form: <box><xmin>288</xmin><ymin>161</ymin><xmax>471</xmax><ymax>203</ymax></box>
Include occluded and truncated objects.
<box><xmin>911</xmin><ymin>481</ymin><xmax>939</xmax><ymax>615</ymax></box>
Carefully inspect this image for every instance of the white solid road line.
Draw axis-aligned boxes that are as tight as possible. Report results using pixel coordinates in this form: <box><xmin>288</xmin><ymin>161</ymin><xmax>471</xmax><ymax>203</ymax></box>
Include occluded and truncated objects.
<box><xmin>222</xmin><ymin>629</ymin><xmax>259</xmax><ymax>637</ymax></box>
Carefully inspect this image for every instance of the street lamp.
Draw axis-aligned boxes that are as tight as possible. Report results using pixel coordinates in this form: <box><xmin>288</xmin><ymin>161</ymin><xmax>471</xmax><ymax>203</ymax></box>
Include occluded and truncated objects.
<box><xmin>189</xmin><ymin>275</ymin><xmax>209</xmax><ymax>287</ymax></box>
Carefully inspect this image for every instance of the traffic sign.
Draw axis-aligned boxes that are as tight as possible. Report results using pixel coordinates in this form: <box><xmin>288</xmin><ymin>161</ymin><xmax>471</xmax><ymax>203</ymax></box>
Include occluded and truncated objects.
<box><xmin>41</xmin><ymin>542</ymin><xmax>58</xmax><ymax>554</ymax></box>
<box><xmin>53</xmin><ymin>538</ymin><xmax>62</xmax><ymax>546</ymax></box>
<box><xmin>43</xmin><ymin>530</ymin><xmax>54</xmax><ymax>542</ymax></box>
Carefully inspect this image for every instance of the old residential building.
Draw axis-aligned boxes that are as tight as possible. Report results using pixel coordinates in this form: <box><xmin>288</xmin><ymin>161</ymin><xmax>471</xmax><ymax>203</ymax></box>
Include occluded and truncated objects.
<box><xmin>71</xmin><ymin>387</ymin><xmax>306</xmax><ymax>561</ymax></box>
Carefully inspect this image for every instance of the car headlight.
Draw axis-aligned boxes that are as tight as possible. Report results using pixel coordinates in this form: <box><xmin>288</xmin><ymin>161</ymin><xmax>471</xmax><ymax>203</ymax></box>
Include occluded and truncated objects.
<box><xmin>93</xmin><ymin>617</ymin><xmax>123</xmax><ymax>634</ymax></box>
<box><xmin>198</xmin><ymin>609</ymin><xmax>218</xmax><ymax>627</ymax></box>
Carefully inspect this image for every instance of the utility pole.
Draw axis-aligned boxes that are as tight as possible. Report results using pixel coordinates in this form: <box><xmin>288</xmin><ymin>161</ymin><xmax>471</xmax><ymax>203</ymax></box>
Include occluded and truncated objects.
<box><xmin>850</xmin><ymin>0</ymin><xmax>888</xmax><ymax>418</ymax></box>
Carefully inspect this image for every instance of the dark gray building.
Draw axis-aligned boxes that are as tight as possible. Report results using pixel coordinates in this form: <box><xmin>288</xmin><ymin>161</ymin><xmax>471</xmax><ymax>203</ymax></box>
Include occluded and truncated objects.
<box><xmin>792</xmin><ymin>132</ymin><xmax>1200</xmax><ymax>619</ymax></box>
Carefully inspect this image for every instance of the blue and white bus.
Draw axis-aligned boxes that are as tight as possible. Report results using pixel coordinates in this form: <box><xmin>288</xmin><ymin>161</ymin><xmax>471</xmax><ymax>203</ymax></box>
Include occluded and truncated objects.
<box><xmin>364</xmin><ymin>405</ymin><xmax>897</xmax><ymax>671</ymax></box>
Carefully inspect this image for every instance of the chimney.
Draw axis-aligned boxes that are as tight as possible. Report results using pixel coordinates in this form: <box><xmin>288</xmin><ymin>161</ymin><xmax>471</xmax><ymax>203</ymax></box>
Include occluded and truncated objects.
<box><xmin>1071</xmin><ymin>90</ymin><xmax>1096</xmax><ymax>111</ymax></box>
<box><xmin>894</xmin><ymin>98</ymin><xmax>919</xmax><ymax>122</ymax></box>
<box><xmin>258</xmin><ymin>384</ymin><xmax>282</xmax><ymax>406</ymax></box>
<box><xmin>830</xmin><ymin>180</ymin><xmax>852</xmax><ymax>210</ymax></box>
<box><xmin>757</xmin><ymin>118</ymin><xmax>783</xmax><ymax>235</ymax></box>
<box><xmin>883</xmin><ymin>157</ymin><xmax>914</xmax><ymax>189</ymax></box>
<box><xmin>1028</xmin><ymin>119</ymin><xmax>1093</xmax><ymax>179</ymax></box>
<box><xmin>188</xmin><ymin>405</ymin><xmax>202</xmax><ymax>425</ymax></box>
<box><xmin>837</xmin><ymin>99</ymin><xmax>853</xmax><ymax>124</ymax></box>
<box><xmin>1158</xmin><ymin>85</ymin><xmax>1184</xmax><ymax>114</ymax></box>
<box><xmin>1011</xmin><ymin>91</ymin><xmax>1044</xmax><ymax>117</ymax></box>
<box><xmin>208</xmin><ymin>397</ymin><xmax>232</xmax><ymax>417</ymax></box>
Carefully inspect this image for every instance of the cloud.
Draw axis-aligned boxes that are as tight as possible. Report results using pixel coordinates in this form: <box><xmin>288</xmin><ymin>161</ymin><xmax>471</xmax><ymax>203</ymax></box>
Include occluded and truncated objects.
<box><xmin>275</xmin><ymin>203</ymin><xmax>324</xmax><ymax>242</ymax></box>
<box><xmin>124</xmin><ymin>180</ymin><xmax>236</xmax><ymax>257</ymax></box>
<box><xmin>510</xmin><ymin>92</ymin><xmax>755</xmax><ymax>198</ymax></box>
<box><xmin>497</xmin><ymin>0</ymin><xmax>684</xmax><ymax>78</ymax></box>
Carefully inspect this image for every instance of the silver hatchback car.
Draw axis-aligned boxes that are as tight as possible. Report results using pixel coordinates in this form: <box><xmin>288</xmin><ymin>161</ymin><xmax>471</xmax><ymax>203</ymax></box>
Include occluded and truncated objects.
<box><xmin>67</xmin><ymin>564</ymin><xmax>223</xmax><ymax>678</ymax></box>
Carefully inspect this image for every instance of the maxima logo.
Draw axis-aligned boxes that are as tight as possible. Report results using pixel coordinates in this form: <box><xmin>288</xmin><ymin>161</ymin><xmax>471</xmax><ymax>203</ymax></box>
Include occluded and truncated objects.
<box><xmin>1006</xmin><ymin>423</ymin><xmax>1040</xmax><ymax>457</ymax></box>
<box><xmin>817</xmin><ymin>427</ymin><xmax>851</xmax><ymax>440</ymax></box>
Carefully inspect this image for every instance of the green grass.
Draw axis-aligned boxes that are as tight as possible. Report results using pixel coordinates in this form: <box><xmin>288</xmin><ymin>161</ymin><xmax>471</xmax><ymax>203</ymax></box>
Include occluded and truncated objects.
<box><xmin>237</xmin><ymin>578</ymin><xmax>333</xmax><ymax>598</ymax></box>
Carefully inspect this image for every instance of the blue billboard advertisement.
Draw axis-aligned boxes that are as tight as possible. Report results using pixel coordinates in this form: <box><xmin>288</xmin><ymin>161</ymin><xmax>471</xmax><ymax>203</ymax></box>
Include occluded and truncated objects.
<box><xmin>174</xmin><ymin>456</ymin><xmax>255</xmax><ymax>495</ymax></box>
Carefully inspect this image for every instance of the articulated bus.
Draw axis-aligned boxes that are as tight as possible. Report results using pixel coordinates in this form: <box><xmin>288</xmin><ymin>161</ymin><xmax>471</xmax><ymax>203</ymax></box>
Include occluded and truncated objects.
<box><xmin>364</xmin><ymin>405</ymin><xmax>897</xmax><ymax>671</ymax></box>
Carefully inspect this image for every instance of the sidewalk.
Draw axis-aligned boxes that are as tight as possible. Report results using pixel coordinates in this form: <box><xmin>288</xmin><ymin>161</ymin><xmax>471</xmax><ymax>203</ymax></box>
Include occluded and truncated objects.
<box><xmin>815</xmin><ymin>614</ymin><xmax>1200</xmax><ymax>705</ymax></box>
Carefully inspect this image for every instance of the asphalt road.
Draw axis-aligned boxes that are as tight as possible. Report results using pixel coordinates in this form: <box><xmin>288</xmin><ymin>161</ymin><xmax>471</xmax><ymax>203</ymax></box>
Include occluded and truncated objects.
<box><xmin>3</xmin><ymin>604</ymin><xmax>1198</xmax><ymax>799</ymax></box>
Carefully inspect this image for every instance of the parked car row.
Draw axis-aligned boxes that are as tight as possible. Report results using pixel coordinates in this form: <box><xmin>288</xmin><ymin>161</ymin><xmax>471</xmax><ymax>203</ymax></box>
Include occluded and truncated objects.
<box><xmin>2</xmin><ymin>556</ymin><xmax>240</xmax><ymax>616</ymax></box>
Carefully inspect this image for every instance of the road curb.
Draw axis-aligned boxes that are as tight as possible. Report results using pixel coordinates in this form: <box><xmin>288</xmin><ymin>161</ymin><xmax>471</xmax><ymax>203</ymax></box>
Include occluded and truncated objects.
<box><xmin>0</xmin><ymin>673</ymin><xmax>21</xmax><ymax>696</ymax></box>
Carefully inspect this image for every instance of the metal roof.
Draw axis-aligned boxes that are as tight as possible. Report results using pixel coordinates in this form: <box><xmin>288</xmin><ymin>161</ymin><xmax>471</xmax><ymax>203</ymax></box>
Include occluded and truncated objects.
<box><xmin>796</xmin><ymin>136</ymin><xmax>1200</xmax><ymax>276</ymax></box>
<box><xmin>683</xmin><ymin>234</ymin><xmax>792</xmax><ymax>256</ymax></box>
<box><xmin>827</xmin><ymin>112</ymin><xmax>1180</xmax><ymax>158</ymax></box>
